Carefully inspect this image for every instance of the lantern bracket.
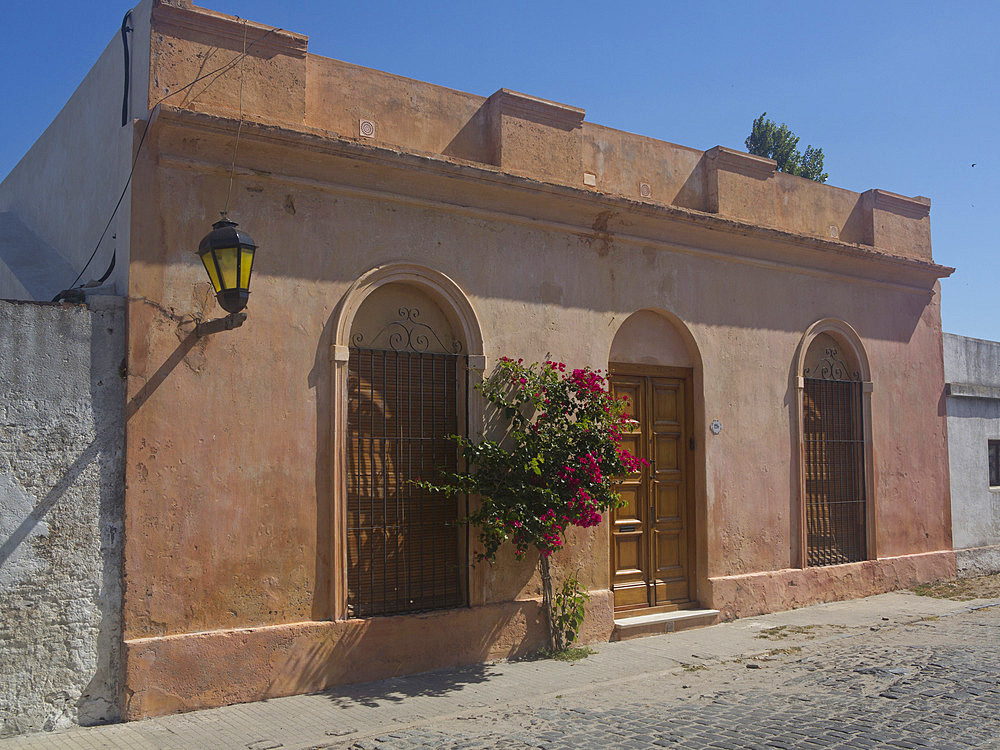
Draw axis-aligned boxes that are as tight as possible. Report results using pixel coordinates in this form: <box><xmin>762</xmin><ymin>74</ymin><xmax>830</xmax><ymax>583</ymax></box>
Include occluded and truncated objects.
<box><xmin>196</xmin><ymin>311</ymin><xmax>247</xmax><ymax>338</ymax></box>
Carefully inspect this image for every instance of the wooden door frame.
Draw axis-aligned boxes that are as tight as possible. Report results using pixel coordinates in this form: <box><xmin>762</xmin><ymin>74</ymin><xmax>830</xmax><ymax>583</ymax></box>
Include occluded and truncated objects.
<box><xmin>608</xmin><ymin>362</ymin><xmax>698</xmax><ymax>608</ymax></box>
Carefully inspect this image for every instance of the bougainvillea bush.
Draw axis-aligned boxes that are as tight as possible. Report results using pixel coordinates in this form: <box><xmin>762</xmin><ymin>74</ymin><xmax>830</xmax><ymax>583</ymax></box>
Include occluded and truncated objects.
<box><xmin>419</xmin><ymin>357</ymin><xmax>645</xmax><ymax>650</ymax></box>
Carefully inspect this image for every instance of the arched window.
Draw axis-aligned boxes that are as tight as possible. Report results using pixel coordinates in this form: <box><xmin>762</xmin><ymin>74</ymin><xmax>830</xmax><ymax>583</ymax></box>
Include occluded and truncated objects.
<box><xmin>795</xmin><ymin>321</ymin><xmax>874</xmax><ymax>567</ymax></box>
<box><xmin>346</xmin><ymin>284</ymin><xmax>466</xmax><ymax>617</ymax></box>
<box><xmin>331</xmin><ymin>265</ymin><xmax>485</xmax><ymax>620</ymax></box>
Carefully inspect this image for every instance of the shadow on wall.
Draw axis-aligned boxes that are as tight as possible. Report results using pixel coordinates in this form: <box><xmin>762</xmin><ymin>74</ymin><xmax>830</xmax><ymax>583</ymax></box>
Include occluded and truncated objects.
<box><xmin>264</xmin><ymin>599</ymin><xmax>542</xmax><ymax>703</ymax></box>
<box><xmin>784</xmin><ymin>356</ymin><xmax>802</xmax><ymax>569</ymax></box>
<box><xmin>442</xmin><ymin>102</ymin><xmax>492</xmax><ymax>165</ymax></box>
<box><xmin>78</xmin><ymin>303</ymin><xmax>125</xmax><ymax>726</ymax></box>
<box><xmin>0</xmin><ymin>300</ymin><xmax>125</xmax><ymax>735</ymax></box>
<box><xmin>0</xmin><ymin>438</ymin><xmax>104</xmax><ymax>568</ymax></box>
<box><xmin>309</xmin><ymin>311</ymin><xmax>336</xmax><ymax>620</ymax></box>
<box><xmin>125</xmin><ymin>327</ymin><xmax>199</xmax><ymax>420</ymax></box>
<box><xmin>672</xmin><ymin>159</ymin><xmax>708</xmax><ymax>212</ymax></box>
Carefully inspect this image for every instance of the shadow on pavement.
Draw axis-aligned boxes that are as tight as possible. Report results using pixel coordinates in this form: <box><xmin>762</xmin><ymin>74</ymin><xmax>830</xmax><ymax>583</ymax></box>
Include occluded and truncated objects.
<box><xmin>319</xmin><ymin>661</ymin><xmax>497</xmax><ymax>708</ymax></box>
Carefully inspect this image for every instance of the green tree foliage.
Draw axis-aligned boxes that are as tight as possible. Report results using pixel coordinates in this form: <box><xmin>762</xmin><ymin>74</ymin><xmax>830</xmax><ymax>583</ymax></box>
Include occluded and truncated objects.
<box><xmin>418</xmin><ymin>357</ymin><xmax>644</xmax><ymax>651</ymax></box>
<box><xmin>745</xmin><ymin>112</ymin><xmax>828</xmax><ymax>183</ymax></box>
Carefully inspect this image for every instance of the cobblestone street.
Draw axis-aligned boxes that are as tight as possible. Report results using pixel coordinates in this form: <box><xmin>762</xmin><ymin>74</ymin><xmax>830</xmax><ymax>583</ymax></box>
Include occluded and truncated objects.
<box><xmin>331</xmin><ymin>608</ymin><xmax>1000</xmax><ymax>750</ymax></box>
<box><xmin>4</xmin><ymin>592</ymin><xmax>998</xmax><ymax>750</ymax></box>
<box><xmin>344</xmin><ymin>607</ymin><xmax>1000</xmax><ymax>750</ymax></box>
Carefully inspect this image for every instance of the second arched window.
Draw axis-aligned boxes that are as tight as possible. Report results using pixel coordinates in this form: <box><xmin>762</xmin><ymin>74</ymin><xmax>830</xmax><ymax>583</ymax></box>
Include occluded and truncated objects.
<box><xmin>802</xmin><ymin>333</ymin><xmax>867</xmax><ymax>566</ymax></box>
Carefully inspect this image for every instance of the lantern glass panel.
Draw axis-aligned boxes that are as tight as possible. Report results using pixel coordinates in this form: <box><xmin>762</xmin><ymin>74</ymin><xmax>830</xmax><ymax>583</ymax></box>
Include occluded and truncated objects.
<box><xmin>215</xmin><ymin>246</ymin><xmax>240</xmax><ymax>290</ymax></box>
<box><xmin>239</xmin><ymin>247</ymin><xmax>255</xmax><ymax>289</ymax></box>
<box><xmin>201</xmin><ymin>252</ymin><xmax>222</xmax><ymax>293</ymax></box>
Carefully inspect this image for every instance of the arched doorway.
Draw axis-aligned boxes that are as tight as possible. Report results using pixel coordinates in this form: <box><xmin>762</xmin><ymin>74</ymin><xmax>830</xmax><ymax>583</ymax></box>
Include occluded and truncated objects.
<box><xmin>608</xmin><ymin>310</ymin><xmax>700</xmax><ymax>613</ymax></box>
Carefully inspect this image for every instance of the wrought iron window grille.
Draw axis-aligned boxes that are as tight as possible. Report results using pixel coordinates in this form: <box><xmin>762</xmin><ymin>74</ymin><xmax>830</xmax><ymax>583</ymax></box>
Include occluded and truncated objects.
<box><xmin>346</xmin><ymin>305</ymin><xmax>468</xmax><ymax>618</ymax></box>
<box><xmin>803</xmin><ymin>373</ymin><xmax>867</xmax><ymax>567</ymax></box>
<box><xmin>351</xmin><ymin>306</ymin><xmax>463</xmax><ymax>354</ymax></box>
<box><xmin>804</xmin><ymin>347</ymin><xmax>860</xmax><ymax>382</ymax></box>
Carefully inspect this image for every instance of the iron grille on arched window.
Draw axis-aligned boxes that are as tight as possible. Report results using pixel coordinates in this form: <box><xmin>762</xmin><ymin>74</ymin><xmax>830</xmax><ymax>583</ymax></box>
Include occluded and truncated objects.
<box><xmin>802</xmin><ymin>346</ymin><xmax>866</xmax><ymax>566</ymax></box>
<box><xmin>346</xmin><ymin>306</ymin><xmax>466</xmax><ymax>617</ymax></box>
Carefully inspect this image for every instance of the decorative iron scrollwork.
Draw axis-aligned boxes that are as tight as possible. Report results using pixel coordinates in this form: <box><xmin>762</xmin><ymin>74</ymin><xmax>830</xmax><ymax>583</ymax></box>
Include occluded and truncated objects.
<box><xmin>351</xmin><ymin>306</ymin><xmax>463</xmax><ymax>354</ymax></box>
<box><xmin>804</xmin><ymin>347</ymin><xmax>860</xmax><ymax>381</ymax></box>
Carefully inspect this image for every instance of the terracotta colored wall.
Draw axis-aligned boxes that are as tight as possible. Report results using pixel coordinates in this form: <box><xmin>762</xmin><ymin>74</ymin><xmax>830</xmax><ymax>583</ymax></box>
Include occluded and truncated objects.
<box><xmin>581</xmin><ymin>123</ymin><xmax>706</xmax><ymax>210</ymax></box>
<box><xmin>124</xmin><ymin>108</ymin><xmax>952</xmax><ymax>636</ymax></box>
<box><xmin>117</xmin><ymin>2</ymin><xmax>954</xmax><ymax>717</ymax></box>
<box><xmin>305</xmin><ymin>56</ymin><xmax>491</xmax><ymax>164</ymax></box>
<box><xmin>148</xmin><ymin>3</ymin><xmax>308</xmax><ymax>129</ymax></box>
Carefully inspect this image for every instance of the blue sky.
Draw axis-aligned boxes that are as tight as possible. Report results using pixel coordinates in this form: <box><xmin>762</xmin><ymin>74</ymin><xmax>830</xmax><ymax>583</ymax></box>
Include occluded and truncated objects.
<box><xmin>2</xmin><ymin>2</ymin><xmax>997</xmax><ymax>339</ymax></box>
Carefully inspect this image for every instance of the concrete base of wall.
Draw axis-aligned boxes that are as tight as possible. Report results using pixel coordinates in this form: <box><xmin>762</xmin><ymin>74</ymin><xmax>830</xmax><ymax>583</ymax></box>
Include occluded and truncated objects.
<box><xmin>123</xmin><ymin>549</ymin><xmax>961</xmax><ymax>721</ymax></box>
<box><xmin>706</xmin><ymin>550</ymin><xmax>956</xmax><ymax>620</ymax></box>
<box><xmin>123</xmin><ymin>591</ymin><xmax>614</xmax><ymax>720</ymax></box>
<box><xmin>956</xmin><ymin>545</ymin><xmax>1000</xmax><ymax>577</ymax></box>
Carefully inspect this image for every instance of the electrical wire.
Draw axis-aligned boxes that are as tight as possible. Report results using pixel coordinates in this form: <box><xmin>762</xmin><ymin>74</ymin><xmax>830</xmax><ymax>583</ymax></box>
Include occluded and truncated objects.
<box><xmin>54</xmin><ymin>22</ymin><xmax>282</xmax><ymax>299</ymax></box>
<box><xmin>222</xmin><ymin>19</ymin><xmax>248</xmax><ymax>219</ymax></box>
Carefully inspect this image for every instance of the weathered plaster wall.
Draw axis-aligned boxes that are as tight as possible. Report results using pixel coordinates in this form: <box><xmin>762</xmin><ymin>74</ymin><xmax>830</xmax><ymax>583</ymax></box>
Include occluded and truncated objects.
<box><xmin>110</xmin><ymin>2</ymin><xmax>953</xmax><ymax>719</ymax></box>
<box><xmin>149</xmin><ymin>2</ymin><xmax>308</xmax><ymax>130</ymax></box>
<box><xmin>306</xmin><ymin>55</ymin><xmax>491</xmax><ymax>163</ymax></box>
<box><xmin>123</xmin><ymin>591</ymin><xmax>612</xmax><ymax>719</ymax></box>
<box><xmin>147</xmin><ymin>4</ymin><xmax>934</xmax><ymax>262</ymax></box>
<box><xmin>118</xmin><ymin>102</ymin><xmax>953</xmax><ymax>715</ymax></box>
<box><xmin>944</xmin><ymin>333</ymin><xmax>1000</xmax><ymax>575</ymax></box>
<box><xmin>0</xmin><ymin>1</ymin><xmax>151</xmax><ymax>301</ymax></box>
<box><xmin>0</xmin><ymin>298</ymin><xmax>125</xmax><ymax>736</ymax></box>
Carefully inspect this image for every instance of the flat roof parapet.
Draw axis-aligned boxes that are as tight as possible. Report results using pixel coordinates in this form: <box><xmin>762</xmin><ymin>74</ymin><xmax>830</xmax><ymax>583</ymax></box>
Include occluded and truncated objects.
<box><xmin>146</xmin><ymin>2</ymin><xmax>937</xmax><ymax>265</ymax></box>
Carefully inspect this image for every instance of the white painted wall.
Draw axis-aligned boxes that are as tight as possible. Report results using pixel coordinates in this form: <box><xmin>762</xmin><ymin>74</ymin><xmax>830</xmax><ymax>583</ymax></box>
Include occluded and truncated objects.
<box><xmin>943</xmin><ymin>332</ymin><xmax>1000</xmax><ymax>575</ymax></box>
<box><xmin>0</xmin><ymin>298</ymin><xmax>125</xmax><ymax>736</ymax></box>
<box><xmin>0</xmin><ymin>1</ymin><xmax>151</xmax><ymax>302</ymax></box>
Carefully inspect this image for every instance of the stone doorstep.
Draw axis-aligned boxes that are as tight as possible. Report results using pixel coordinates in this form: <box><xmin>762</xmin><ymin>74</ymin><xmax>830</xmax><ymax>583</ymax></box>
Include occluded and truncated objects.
<box><xmin>611</xmin><ymin>608</ymin><xmax>720</xmax><ymax>641</ymax></box>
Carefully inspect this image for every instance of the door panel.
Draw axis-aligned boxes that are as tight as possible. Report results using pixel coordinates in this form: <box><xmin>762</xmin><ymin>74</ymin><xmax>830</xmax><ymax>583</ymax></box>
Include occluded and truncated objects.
<box><xmin>609</xmin><ymin>376</ymin><xmax>647</xmax><ymax>609</ymax></box>
<box><xmin>616</xmin><ymin>484</ymin><xmax>641</xmax><ymax>520</ymax></box>
<box><xmin>653</xmin><ymin>382</ymin><xmax>679</xmax><ymax>421</ymax></box>
<box><xmin>610</xmin><ymin>367</ymin><xmax>693</xmax><ymax>611</ymax></box>
<box><xmin>615</xmin><ymin>534</ymin><xmax>642</xmax><ymax>574</ymax></box>
<box><xmin>655</xmin><ymin>484</ymin><xmax>680</xmax><ymax>519</ymax></box>
<box><xmin>654</xmin><ymin>436</ymin><xmax>679</xmax><ymax>471</ymax></box>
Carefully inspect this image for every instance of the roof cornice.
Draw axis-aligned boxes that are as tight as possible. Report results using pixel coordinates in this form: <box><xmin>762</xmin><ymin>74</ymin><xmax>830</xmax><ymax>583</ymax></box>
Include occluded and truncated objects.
<box><xmin>147</xmin><ymin>105</ymin><xmax>954</xmax><ymax>289</ymax></box>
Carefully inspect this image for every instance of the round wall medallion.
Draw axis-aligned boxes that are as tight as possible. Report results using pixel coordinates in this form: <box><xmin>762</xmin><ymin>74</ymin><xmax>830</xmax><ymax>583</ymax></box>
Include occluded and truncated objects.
<box><xmin>710</xmin><ymin>419</ymin><xmax>722</xmax><ymax>435</ymax></box>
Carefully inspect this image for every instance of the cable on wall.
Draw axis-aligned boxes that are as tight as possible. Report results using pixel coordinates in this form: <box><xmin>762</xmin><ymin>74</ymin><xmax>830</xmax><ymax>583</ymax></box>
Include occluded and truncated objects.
<box><xmin>121</xmin><ymin>11</ymin><xmax>133</xmax><ymax>128</ymax></box>
<box><xmin>222</xmin><ymin>19</ymin><xmax>248</xmax><ymax>220</ymax></box>
<box><xmin>52</xmin><ymin>21</ymin><xmax>282</xmax><ymax>303</ymax></box>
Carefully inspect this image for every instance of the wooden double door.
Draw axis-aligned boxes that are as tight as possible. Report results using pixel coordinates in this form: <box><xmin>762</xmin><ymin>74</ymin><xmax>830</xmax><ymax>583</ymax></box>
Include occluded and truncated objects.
<box><xmin>609</xmin><ymin>365</ymin><xmax>695</xmax><ymax>612</ymax></box>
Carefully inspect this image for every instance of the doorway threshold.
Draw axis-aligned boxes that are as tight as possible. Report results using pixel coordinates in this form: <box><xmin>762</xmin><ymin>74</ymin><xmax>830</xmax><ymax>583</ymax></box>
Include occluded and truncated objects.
<box><xmin>611</xmin><ymin>607</ymin><xmax>720</xmax><ymax>641</ymax></box>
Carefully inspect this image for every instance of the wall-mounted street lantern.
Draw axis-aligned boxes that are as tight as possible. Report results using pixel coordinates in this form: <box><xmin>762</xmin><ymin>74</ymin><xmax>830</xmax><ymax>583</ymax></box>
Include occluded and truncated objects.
<box><xmin>196</xmin><ymin>215</ymin><xmax>257</xmax><ymax>336</ymax></box>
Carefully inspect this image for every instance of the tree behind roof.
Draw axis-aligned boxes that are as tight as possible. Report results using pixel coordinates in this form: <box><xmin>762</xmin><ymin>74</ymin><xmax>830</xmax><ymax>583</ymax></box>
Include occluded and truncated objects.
<box><xmin>745</xmin><ymin>112</ymin><xmax>828</xmax><ymax>183</ymax></box>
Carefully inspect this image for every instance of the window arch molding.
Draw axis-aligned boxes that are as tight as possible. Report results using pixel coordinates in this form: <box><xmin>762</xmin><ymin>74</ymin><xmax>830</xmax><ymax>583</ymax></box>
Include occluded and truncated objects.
<box><xmin>794</xmin><ymin>318</ymin><xmax>871</xmax><ymax>385</ymax></box>
<box><xmin>333</xmin><ymin>262</ymin><xmax>485</xmax><ymax>360</ymax></box>
<box><xmin>793</xmin><ymin>318</ymin><xmax>876</xmax><ymax>568</ymax></box>
<box><xmin>329</xmin><ymin>262</ymin><xmax>486</xmax><ymax>619</ymax></box>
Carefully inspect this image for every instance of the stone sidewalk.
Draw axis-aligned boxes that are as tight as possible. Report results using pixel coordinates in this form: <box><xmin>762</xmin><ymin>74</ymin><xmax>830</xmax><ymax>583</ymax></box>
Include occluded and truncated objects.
<box><xmin>4</xmin><ymin>590</ymin><xmax>999</xmax><ymax>750</ymax></box>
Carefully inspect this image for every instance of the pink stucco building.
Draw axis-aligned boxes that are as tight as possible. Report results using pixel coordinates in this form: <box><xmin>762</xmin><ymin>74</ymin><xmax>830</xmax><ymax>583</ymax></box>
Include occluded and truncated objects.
<box><xmin>0</xmin><ymin>0</ymin><xmax>954</xmax><ymax>721</ymax></box>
